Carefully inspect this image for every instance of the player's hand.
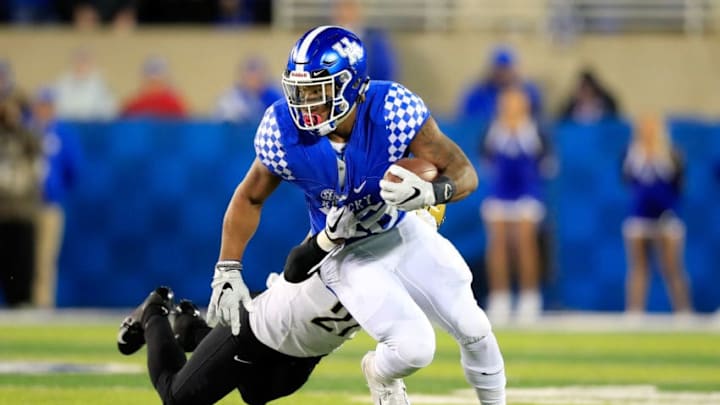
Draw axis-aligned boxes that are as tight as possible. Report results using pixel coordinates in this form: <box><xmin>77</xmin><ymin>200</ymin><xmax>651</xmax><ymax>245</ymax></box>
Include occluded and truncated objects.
<box><xmin>380</xmin><ymin>165</ymin><xmax>435</xmax><ymax>211</ymax></box>
<box><xmin>207</xmin><ymin>260</ymin><xmax>252</xmax><ymax>335</ymax></box>
<box><xmin>323</xmin><ymin>205</ymin><xmax>359</xmax><ymax>242</ymax></box>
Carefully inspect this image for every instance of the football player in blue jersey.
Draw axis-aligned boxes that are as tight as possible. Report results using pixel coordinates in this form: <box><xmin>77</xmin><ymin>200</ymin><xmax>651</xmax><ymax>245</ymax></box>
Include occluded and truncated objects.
<box><xmin>209</xmin><ymin>26</ymin><xmax>506</xmax><ymax>404</ymax></box>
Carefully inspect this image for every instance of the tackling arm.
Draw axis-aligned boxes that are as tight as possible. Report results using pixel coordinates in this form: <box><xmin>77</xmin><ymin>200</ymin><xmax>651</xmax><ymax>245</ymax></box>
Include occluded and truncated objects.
<box><xmin>219</xmin><ymin>158</ymin><xmax>282</xmax><ymax>261</ymax></box>
<box><xmin>283</xmin><ymin>236</ymin><xmax>330</xmax><ymax>283</ymax></box>
<box><xmin>408</xmin><ymin>116</ymin><xmax>479</xmax><ymax>201</ymax></box>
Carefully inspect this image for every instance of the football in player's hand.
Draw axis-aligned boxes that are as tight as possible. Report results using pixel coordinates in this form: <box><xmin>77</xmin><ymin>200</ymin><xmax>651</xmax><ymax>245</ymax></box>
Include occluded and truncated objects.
<box><xmin>384</xmin><ymin>157</ymin><xmax>438</xmax><ymax>183</ymax></box>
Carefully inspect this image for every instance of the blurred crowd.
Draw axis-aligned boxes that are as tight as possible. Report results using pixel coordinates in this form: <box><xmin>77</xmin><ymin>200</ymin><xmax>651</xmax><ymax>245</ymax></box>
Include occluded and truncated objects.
<box><xmin>0</xmin><ymin>0</ymin><xmax>704</xmax><ymax>320</ymax></box>
<box><xmin>0</xmin><ymin>0</ymin><xmax>272</xmax><ymax>29</ymax></box>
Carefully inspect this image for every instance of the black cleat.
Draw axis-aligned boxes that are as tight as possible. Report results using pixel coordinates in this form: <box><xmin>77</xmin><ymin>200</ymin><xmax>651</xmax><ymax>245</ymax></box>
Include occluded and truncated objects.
<box><xmin>117</xmin><ymin>286</ymin><xmax>174</xmax><ymax>355</ymax></box>
<box><xmin>173</xmin><ymin>299</ymin><xmax>208</xmax><ymax>352</ymax></box>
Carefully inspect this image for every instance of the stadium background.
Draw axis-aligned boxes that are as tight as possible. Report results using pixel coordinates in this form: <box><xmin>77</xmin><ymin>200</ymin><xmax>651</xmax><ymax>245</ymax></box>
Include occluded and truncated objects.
<box><xmin>2</xmin><ymin>17</ymin><xmax>720</xmax><ymax>312</ymax></box>
<box><xmin>26</xmin><ymin>118</ymin><xmax>720</xmax><ymax>313</ymax></box>
<box><xmin>1</xmin><ymin>2</ymin><xmax>720</xmax><ymax>405</ymax></box>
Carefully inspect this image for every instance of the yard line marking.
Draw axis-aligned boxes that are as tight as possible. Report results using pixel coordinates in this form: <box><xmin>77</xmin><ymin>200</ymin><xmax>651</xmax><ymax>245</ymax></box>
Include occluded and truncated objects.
<box><xmin>353</xmin><ymin>386</ymin><xmax>720</xmax><ymax>405</ymax></box>
<box><xmin>0</xmin><ymin>362</ymin><xmax>143</xmax><ymax>374</ymax></box>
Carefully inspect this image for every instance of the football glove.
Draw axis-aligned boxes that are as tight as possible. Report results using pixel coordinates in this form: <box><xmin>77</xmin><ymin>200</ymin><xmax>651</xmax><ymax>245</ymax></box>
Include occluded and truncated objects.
<box><xmin>207</xmin><ymin>260</ymin><xmax>252</xmax><ymax>335</ymax></box>
<box><xmin>323</xmin><ymin>205</ymin><xmax>359</xmax><ymax>243</ymax></box>
<box><xmin>380</xmin><ymin>165</ymin><xmax>435</xmax><ymax>211</ymax></box>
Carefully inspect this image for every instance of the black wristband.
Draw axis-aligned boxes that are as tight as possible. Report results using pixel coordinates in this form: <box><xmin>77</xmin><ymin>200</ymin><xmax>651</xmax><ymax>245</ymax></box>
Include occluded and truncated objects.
<box><xmin>432</xmin><ymin>175</ymin><xmax>455</xmax><ymax>204</ymax></box>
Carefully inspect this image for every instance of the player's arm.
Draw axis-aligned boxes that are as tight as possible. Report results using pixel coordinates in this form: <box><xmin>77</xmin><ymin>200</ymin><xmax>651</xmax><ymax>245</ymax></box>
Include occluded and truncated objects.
<box><xmin>219</xmin><ymin>158</ymin><xmax>282</xmax><ymax>261</ymax></box>
<box><xmin>283</xmin><ymin>235</ymin><xmax>331</xmax><ymax>283</ymax></box>
<box><xmin>284</xmin><ymin>206</ymin><xmax>357</xmax><ymax>283</ymax></box>
<box><xmin>208</xmin><ymin>158</ymin><xmax>281</xmax><ymax>334</ymax></box>
<box><xmin>408</xmin><ymin>116</ymin><xmax>478</xmax><ymax>202</ymax></box>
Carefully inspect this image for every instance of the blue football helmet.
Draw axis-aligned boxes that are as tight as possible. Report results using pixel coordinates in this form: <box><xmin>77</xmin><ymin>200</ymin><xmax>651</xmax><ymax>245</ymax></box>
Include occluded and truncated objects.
<box><xmin>282</xmin><ymin>26</ymin><xmax>370</xmax><ymax>136</ymax></box>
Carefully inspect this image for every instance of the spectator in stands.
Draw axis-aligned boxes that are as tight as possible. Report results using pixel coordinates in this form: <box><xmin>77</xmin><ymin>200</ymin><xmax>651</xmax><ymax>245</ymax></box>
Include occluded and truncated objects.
<box><xmin>480</xmin><ymin>87</ymin><xmax>551</xmax><ymax>324</ymax></box>
<box><xmin>558</xmin><ymin>68</ymin><xmax>621</xmax><ymax>124</ymax></box>
<box><xmin>622</xmin><ymin>113</ymin><xmax>692</xmax><ymax>314</ymax></box>
<box><xmin>331</xmin><ymin>0</ymin><xmax>398</xmax><ymax>81</ymax></box>
<box><xmin>72</xmin><ymin>1</ymin><xmax>100</xmax><ymax>31</ymax></box>
<box><xmin>216</xmin><ymin>0</ymin><xmax>254</xmax><ymax>27</ymax></box>
<box><xmin>459</xmin><ymin>45</ymin><xmax>542</xmax><ymax>123</ymax></box>
<box><xmin>112</xmin><ymin>3</ymin><xmax>137</xmax><ymax>33</ymax></box>
<box><xmin>55</xmin><ymin>48</ymin><xmax>118</xmax><ymax>121</ymax></box>
<box><xmin>0</xmin><ymin>59</ymin><xmax>31</xmax><ymax>123</ymax></box>
<box><xmin>0</xmin><ymin>97</ymin><xmax>43</xmax><ymax>308</ymax></box>
<box><xmin>122</xmin><ymin>56</ymin><xmax>188</xmax><ymax>118</ymax></box>
<box><xmin>214</xmin><ymin>57</ymin><xmax>282</xmax><ymax>123</ymax></box>
<box><xmin>6</xmin><ymin>0</ymin><xmax>58</xmax><ymax>24</ymax></box>
<box><xmin>28</xmin><ymin>88</ymin><xmax>81</xmax><ymax>308</ymax></box>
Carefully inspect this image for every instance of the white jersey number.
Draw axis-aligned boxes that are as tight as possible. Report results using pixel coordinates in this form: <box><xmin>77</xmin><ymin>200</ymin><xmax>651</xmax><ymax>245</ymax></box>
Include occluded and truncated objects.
<box><xmin>311</xmin><ymin>301</ymin><xmax>360</xmax><ymax>337</ymax></box>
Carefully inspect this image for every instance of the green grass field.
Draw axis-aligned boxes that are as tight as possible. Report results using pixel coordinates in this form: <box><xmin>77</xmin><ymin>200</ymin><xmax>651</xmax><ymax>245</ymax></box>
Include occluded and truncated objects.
<box><xmin>1</xmin><ymin>321</ymin><xmax>719</xmax><ymax>404</ymax></box>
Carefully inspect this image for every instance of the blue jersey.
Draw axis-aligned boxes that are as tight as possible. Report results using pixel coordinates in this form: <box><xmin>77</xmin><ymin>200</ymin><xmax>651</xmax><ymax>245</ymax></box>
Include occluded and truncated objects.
<box><xmin>623</xmin><ymin>149</ymin><xmax>683</xmax><ymax>219</ymax></box>
<box><xmin>254</xmin><ymin>81</ymin><xmax>430</xmax><ymax>238</ymax></box>
<box><xmin>33</xmin><ymin>120</ymin><xmax>82</xmax><ymax>205</ymax></box>
<box><xmin>482</xmin><ymin>121</ymin><xmax>545</xmax><ymax>200</ymax></box>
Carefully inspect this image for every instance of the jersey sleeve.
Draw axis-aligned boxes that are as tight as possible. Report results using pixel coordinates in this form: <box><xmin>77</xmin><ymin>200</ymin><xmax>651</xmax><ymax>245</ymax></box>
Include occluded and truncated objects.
<box><xmin>254</xmin><ymin>105</ymin><xmax>296</xmax><ymax>181</ymax></box>
<box><xmin>383</xmin><ymin>83</ymin><xmax>430</xmax><ymax>162</ymax></box>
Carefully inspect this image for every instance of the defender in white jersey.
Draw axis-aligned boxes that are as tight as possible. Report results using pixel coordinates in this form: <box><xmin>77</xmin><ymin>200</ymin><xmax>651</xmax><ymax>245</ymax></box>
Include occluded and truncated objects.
<box><xmin>210</xmin><ymin>26</ymin><xmax>506</xmax><ymax>405</ymax></box>
<box><xmin>116</xmin><ymin>208</ymin><xmax>363</xmax><ymax>405</ymax></box>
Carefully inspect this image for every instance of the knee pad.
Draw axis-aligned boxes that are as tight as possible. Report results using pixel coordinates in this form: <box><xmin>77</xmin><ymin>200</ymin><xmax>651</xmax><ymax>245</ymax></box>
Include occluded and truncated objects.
<box><xmin>375</xmin><ymin>321</ymin><xmax>436</xmax><ymax>379</ymax></box>
<box><xmin>454</xmin><ymin>306</ymin><xmax>492</xmax><ymax>345</ymax></box>
<box><xmin>396</xmin><ymin>331</ymin><xmax>435</xmax><ymax>369</ymax></box>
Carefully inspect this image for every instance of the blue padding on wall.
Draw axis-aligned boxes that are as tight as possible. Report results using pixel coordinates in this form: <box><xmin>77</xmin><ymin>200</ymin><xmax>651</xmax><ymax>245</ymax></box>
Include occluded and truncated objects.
<box><xmin>57</xmin><ymin>120</ymin><xmax>308</xmax><ymax>307</ymax></box>
<box><xmin>52</xmin><ymin>118</ymin><xmax>720</xmax><ymax>312</ymax></box>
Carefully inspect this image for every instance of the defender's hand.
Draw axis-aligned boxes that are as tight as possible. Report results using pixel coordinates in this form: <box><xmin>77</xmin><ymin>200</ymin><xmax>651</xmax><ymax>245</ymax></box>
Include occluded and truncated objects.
<box><xmin>207</xmin><ymin>261</ymin><xmax>252</xmax><ymax>335</ymax></box>
<box><xmin>380</xmin><ymin>165</ymin><xmax>435</xmax><ymax>211</ymax></box>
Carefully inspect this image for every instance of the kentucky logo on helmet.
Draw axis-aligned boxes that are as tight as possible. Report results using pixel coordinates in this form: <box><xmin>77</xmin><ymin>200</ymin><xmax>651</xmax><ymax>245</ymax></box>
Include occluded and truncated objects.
<box><xmin>282</xmin><ymin>26</ymin><xmax>369</xmax><ymax>136</ymax></box>
<box><xmin>332</xmin><ymin>38</ymin><xmax>364</xmax><ymax>65</ymax></box>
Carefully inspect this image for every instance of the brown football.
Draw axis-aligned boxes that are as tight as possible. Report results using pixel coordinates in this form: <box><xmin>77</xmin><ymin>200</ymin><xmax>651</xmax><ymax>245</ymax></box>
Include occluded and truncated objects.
<box><xmin>384</xmin><ymin>157</ymin><xmax>439</xmax><ymax>183</ymax></box>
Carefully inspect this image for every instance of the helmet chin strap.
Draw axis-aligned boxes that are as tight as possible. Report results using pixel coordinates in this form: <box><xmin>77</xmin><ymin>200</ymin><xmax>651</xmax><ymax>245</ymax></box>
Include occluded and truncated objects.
<box><xmin>315</xmin><ymin>120</ymin><xmax>337</xmax><ymax>136</ymax></box>
<box><xmin>317</xmin><ymin>103</ymin><xmax>358</xmax><ymax>136</ymax></box>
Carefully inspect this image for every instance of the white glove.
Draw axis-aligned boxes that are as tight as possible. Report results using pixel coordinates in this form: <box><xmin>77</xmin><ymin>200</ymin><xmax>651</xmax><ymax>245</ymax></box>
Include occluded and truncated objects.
<box><xmin>207</xmin><ymin>260</ymin><xmax>253</xmax><ymax>335</ymax></box>
<box><xmin>323</xmin><ymin>205</ymin><xmax>359</xmax><ymax>242</ymax></box>
<box><xmin>380</xmin><ymin>165</ymin><xmax>435</xmax><ymax>211</ymax></box>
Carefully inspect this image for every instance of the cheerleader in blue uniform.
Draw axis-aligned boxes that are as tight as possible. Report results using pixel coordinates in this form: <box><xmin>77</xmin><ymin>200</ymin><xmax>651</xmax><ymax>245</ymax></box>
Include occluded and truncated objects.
<box><xmin>622</xmin><ymin>114</ymin><xmax>692</xmax><ymax>314</ymax></box>
<box><xmin>481</xmin><ymin>87</ymin><xmax>552</xmax><ymax>323</ymax></box>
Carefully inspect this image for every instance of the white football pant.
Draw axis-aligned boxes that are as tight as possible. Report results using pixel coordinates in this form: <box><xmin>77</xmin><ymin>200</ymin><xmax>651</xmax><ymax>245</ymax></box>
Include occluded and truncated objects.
<box><xmin>320</xmin><ymin>214</ymin><xmax>506</xmax><ymax>403</ymax></box>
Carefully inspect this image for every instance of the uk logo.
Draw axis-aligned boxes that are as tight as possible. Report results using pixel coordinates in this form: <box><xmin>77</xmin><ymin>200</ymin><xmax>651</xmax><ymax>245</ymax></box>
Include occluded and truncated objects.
<box><xmin>332</xmin><ymin>37</ymin><xmax>364</xmax><ymax>65</ymax></box>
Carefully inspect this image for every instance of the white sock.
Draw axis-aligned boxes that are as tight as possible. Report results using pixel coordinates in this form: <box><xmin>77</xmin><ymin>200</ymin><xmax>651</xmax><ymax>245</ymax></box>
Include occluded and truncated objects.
<box><xmin>475</xmin><ymin>387</ymin><xmax>506</xmax><ymax>405</ymax></box>
<box><xmin>460</xmin><ymin>333</ymin><xmax>506</xmax><ymax>404</ymax></box>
